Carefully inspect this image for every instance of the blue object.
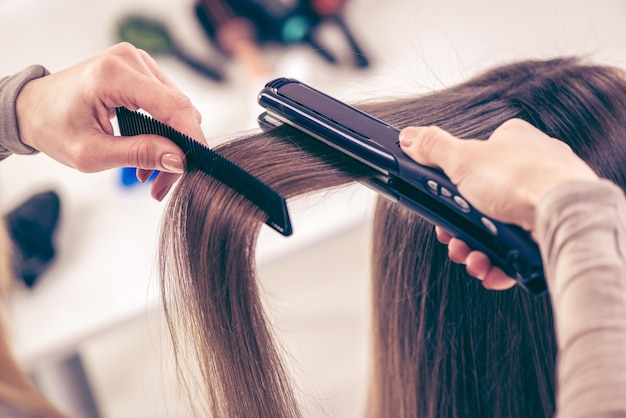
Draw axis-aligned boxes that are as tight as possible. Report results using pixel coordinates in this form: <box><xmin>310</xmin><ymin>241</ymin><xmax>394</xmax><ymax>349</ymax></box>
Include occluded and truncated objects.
<box><xmin>119</xmin><ymin>167</ymin><xmax>158</xmax><ymax>187</ymax></box>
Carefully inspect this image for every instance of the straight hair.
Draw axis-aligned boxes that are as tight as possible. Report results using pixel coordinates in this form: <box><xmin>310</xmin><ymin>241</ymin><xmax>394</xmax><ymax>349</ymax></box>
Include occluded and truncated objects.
<box><xmin>153</xmin><ymin>57</ymin><xmax>626</xmax><ymax>417</ymax></box>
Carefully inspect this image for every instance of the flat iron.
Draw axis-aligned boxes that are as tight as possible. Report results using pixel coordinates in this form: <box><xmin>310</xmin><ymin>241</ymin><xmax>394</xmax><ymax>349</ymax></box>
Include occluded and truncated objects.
<box><xmin>257</xmin><ymin>77</ymin><xmax>546</xmax><ymax>296</ymax></box>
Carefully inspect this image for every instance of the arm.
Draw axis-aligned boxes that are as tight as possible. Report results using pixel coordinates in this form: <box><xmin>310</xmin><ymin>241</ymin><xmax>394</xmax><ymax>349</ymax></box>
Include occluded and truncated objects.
<box><xmin>537</xmin><ymin>180</ymin><xmax>626</xmax><ymax>417</ymax></box>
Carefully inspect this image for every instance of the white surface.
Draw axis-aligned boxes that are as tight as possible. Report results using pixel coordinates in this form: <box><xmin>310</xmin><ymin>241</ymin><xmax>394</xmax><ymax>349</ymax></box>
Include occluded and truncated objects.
<box><xmin>82</xmin><ymin>224</ymin><xmax>374</xmax><ymax>418</ymax></box>
<box><xmin>1</xmin><ymin>0</ymin><xmax>625</xmax><ymax>369</ymax></box>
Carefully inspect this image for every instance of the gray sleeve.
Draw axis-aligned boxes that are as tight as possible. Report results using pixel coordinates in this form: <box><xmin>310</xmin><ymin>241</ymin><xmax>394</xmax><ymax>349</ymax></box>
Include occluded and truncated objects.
<box><xmin>0</xmin><ymin>65</ymin><xmax>49</xmax><ymax>161</ymax></box>
<box><xmin>536</xmin><ymin>179</ymin><xmax>626</xmax><ymax>418</ymax></box>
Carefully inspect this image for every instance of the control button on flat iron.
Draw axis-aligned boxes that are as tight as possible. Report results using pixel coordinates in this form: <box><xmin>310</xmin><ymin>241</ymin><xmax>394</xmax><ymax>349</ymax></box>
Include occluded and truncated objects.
<box><xmin>453</xmin><ymin>195</ymin><xmax>471</xmax><ymax>212</ymax></box>
<box><xmin>440</xmin><ymin>187</ymin><xmax>453</xmax><ymax>197</ymax></box>
<box><xmin>426</xmin><ymin>180</ymin><xmax>439</xmax><ymax>193</ymax></box>
<box><xmin>480</xmin><ymin>216</ymin><xmax>498</xmax><ymax>235</ymax></box>
<box><xmin>507</xmin><ymin>249</ymin><xmax>531</xmax><ymax>280</ymax></box>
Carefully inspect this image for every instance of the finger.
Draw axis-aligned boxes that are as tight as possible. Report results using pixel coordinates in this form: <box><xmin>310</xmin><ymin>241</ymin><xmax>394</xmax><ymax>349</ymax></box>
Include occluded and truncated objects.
<box><xmin>105</xmin><ymin>72</ymin><xmax>205</xmax><ymax>141</ymax></box>
<box><xmin>465</xmin><ymin>249</ymin><xmax>517</xmax><ymax>290</ymax></box>
<box><xmin>134</xmin><ymin>49</ymin><xmax>204</xmax><ymax>125</ymax></box>
<box><xmin>150</xmin><ymin>172</ymin><xmax>179</xmax><ymax>201</ymax></box>
<box><xmin>106</xmin><ymin>43</ymin><xmax>181</xmax><ymax>93</ymax></box>
<box><xmin>398</xmin><ymin>126</ymin><xmax>460</xmax><ymax>170</ymax></box>
<box><xmin>92</xmin><ymin>55</ymin><xmax>206</xmax><ymax>144</ymax></box>
<box><xmin>482</xmin><ymin>267</ymin><xmax>517</xmax><ymax>290</ymax></box>
<box><xmin>435</xmin><ymin>227</ymin><xmax>453</xmax><ymax>244</ymax></box>
<box><xmin>107</xmin><ymin>43</ymin><xmax>159</xmax><ymax>80</ymax></box>
<box><xmin>134</xmin><ymin>51</ymin><xmax>201</xmax><ymax>119</ymax></box>
<box><xmin>136</xmin><ymin>168</ymin><xmax>154</xmax><ymax>183</ymax></box>
<box><xmin>134</xmin><ymin>47</ymin><xmax>180</xmax><ymax>88</ymax></box>
<box><xmin>465</xmin><ymin>250</ymin><xmax>491</xmax><ymax>280</ymax></box>
<box><xmin>76</xmin><ymin>133</ymin><xmax>186</xmax><ymax>173</ymax></box>
<box><xmin>448</xmin><ymin>237</ymin><xmax>471</xmax><ymax>264</ymax></box>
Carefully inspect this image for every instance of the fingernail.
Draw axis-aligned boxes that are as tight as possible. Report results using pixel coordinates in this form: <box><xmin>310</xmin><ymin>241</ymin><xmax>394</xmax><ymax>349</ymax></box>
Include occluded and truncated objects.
<box><xmin>468</xmin><ymin>264</ymin><xmax>485</xmax><ymax>281</ymax></box>
<box><xmin>136</xmin><ymin>169</ymin><xmax>153</xmax><ymax>184</ymax></box>
<box><xmin>161</xmin><ymin>153</ymin><xmax>185</xmax><ymax>174</ymax></box>
<box><xmin>399</xmin><ymin>127</ymin><xmax>419</xmax><ymax>147</ymax></box>
<box><xmin>154</xmin><ymin>184</ymin><xmax>172</xmax><ymax>202</ymax></box>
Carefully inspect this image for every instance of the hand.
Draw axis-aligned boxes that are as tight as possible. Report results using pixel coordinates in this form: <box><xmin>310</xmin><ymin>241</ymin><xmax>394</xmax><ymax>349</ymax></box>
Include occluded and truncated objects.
<box><xmin>15</xmin><ymin>42</ymin><xmax>207</xmax><ymax>201</ymax></box>
<box><xmin>399</xmin><ymin>118</ymin><xmax>599</xmax><ymax>289</ymax></box>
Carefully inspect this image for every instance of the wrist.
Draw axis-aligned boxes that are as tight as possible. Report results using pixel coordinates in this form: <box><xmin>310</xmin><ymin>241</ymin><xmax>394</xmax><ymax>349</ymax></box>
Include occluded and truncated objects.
<box><xmin>533</xmin><ymin>177</ymin><xmax>604</xmax><ymax>234</ymax></box>
<box><xmin>15</xmin><ymin>78</ymin><xmax>41</xmax><ymax>151</ymax></box>
<box><xmin>0</xmin><ymin>65</ymin><xmax>47</xmax><ymax>157</ymax></box>
<box><xmin>524</xmin><ymin>170</ymin><xmax>599</xmax><ymax>235</ymax></box>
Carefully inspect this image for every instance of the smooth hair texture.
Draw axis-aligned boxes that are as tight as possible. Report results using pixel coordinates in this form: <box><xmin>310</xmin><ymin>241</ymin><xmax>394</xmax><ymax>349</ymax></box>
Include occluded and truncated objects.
<box><xmin>158</xmin><ymin>57</ymin><xmax>626</xmax><ymax>417</ymax></box>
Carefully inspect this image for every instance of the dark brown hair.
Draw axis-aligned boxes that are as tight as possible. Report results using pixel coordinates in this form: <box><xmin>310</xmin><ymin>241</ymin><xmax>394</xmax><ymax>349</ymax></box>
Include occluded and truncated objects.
<box><xmin>158</xmin><ymin>57</ymin><xmax>626</xmax><ymax>417</ymax></box>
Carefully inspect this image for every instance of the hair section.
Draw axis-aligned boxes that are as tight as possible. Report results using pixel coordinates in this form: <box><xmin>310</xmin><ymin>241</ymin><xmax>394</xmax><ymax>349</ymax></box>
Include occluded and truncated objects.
<box><xmin>159</xmin><ymin>58</ymin><xmax>626</xmax><ymax>417</ymax></box>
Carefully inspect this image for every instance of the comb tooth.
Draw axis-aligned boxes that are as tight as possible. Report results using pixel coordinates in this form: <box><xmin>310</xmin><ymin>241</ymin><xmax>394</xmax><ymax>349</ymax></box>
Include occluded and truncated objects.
<box><xmin>115</xmin><ymin>107</ymin><xmax>292</xmax><ymax>236</ymax></box>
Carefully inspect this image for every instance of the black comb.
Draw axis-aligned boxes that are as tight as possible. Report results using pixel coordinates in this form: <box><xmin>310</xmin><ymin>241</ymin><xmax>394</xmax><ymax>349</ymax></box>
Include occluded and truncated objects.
<box><xmin>115</xmin><ymin>107</ymin><xmax>292</xmax><ymax>236</ymax></box>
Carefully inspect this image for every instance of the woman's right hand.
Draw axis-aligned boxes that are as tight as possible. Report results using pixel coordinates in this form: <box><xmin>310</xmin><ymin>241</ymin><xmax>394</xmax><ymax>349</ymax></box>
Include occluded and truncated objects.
<box><xmin>398</xmin><ymin>118</ymin><xmax>599</xmax><ymax>289</ymax></box>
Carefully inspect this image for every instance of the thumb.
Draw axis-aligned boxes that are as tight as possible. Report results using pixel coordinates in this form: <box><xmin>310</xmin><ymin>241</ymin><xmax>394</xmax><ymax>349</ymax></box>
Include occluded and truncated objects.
<box><xmin>399</xmin><ymin>126</ymin><xmax>461</xmax><ymax>171</ymax></box>
<box><xmin>86</xmin><ymin>133</ymin><xmax>186</xmax><ymax>173</ymax></box>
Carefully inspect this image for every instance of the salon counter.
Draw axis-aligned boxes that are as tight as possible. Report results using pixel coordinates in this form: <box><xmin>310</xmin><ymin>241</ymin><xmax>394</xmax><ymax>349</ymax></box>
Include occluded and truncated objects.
<box><xmin>0</xmin><ymin>0</ymin><xmax>383</xmax><ymax>370</ymax></box>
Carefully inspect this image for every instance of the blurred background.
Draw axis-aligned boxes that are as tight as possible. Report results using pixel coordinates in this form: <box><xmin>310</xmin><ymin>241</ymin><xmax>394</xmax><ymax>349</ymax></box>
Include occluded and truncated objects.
<box><xmin>1</xmin><ymin>0</ymin><xmax>625</xmax><ymax>417</ymax></box>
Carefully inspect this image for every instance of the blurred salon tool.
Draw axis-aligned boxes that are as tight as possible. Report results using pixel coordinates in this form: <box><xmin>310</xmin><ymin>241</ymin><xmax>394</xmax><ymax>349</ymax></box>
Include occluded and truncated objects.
<box><xmin>195</xmin><ymin>0</ymin><xmax>269</xmax><ymax>78</ymax></box>
<box><xmin>195</xmin><ymin>0</ymin><xmax>370</xmax><ymax>70</ymax></box>
<box><xmin>258</xmin><ymin>78</ymin><xmax>546</xmax><ymax>296</ymax></box>
<box><xmin>307</xmin><ymin>0</ymin><xmax>368</xmax><ymax>67</ymax></box>
<box><xmin>331</xmin><ymin>14</ymin><xmax>368</xmax><ymax>68</ymax></box>
<box><xmin>115</xmin><ymin>107</ymin><xmax>292</xmax><ymax>236</ymax></box>
<box><xmin>119</xmin><ymin>166</ymin><xmax>157</xmax><ymax>188</ymax></box>
<box><xmin>117</xmin><ymin>15</ymin><xmax>224</xmax><ymax>82</ymax></box>
<box><xmin>5</xmin><ymin>190</ymin><xmax>61</xmax><ymax>288</ymax></box>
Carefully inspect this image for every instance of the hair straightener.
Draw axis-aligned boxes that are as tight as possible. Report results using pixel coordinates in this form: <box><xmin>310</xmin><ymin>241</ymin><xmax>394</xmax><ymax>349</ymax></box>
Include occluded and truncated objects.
<box><xmin>257</xmin><ymin>77</ymin><xmax>547</xmax><ymax>296</ymax></box>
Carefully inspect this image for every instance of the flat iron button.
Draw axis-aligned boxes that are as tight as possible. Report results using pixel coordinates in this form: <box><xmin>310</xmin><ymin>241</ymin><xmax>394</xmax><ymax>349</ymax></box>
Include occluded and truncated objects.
<box><xmin>481</xmin><ymin>216</ymin><xmax>498</xmax><ymax>235</ymax></box>
<box><xmin>426</xmin><ymin>180</ymin><xmax>439</xmax><ymax>193</ymax></box>
<box><xmin>453</xmin><ymin>195</ymin><xmax>471</xmax><ymax>212</ymax></box>
<box><xmin>440</xmin><ymin>187</ymin><xmax>453</xmax><ymax>197</ymax></box>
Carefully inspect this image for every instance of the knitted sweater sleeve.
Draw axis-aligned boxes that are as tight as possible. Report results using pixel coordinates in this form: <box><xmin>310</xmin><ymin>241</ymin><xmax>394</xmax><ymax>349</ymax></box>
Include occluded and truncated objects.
<box><xmin>0</xmin><ymin>65</ymin><xmax>49</xmax><ymax>161</ymax></box>
<box><xmin>536</xmin><ymin>179</ymin><xmax>626</xmax><ymax>417</ymax></box>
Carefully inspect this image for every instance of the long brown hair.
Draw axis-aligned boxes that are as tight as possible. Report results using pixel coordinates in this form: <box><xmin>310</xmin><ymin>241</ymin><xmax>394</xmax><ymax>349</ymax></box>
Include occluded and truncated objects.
<box><xmin>158</xmin><ymin>57</ymin><xmax>626</xmax><ymax>417</ymax></box>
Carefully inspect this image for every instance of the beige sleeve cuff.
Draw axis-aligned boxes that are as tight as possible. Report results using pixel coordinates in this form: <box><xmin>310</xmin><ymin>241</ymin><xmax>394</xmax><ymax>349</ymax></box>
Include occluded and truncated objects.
<box><xmin>0</xmin><ymin>65</ymin><xmax>49</xmax><ymax>160</ymax></box>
